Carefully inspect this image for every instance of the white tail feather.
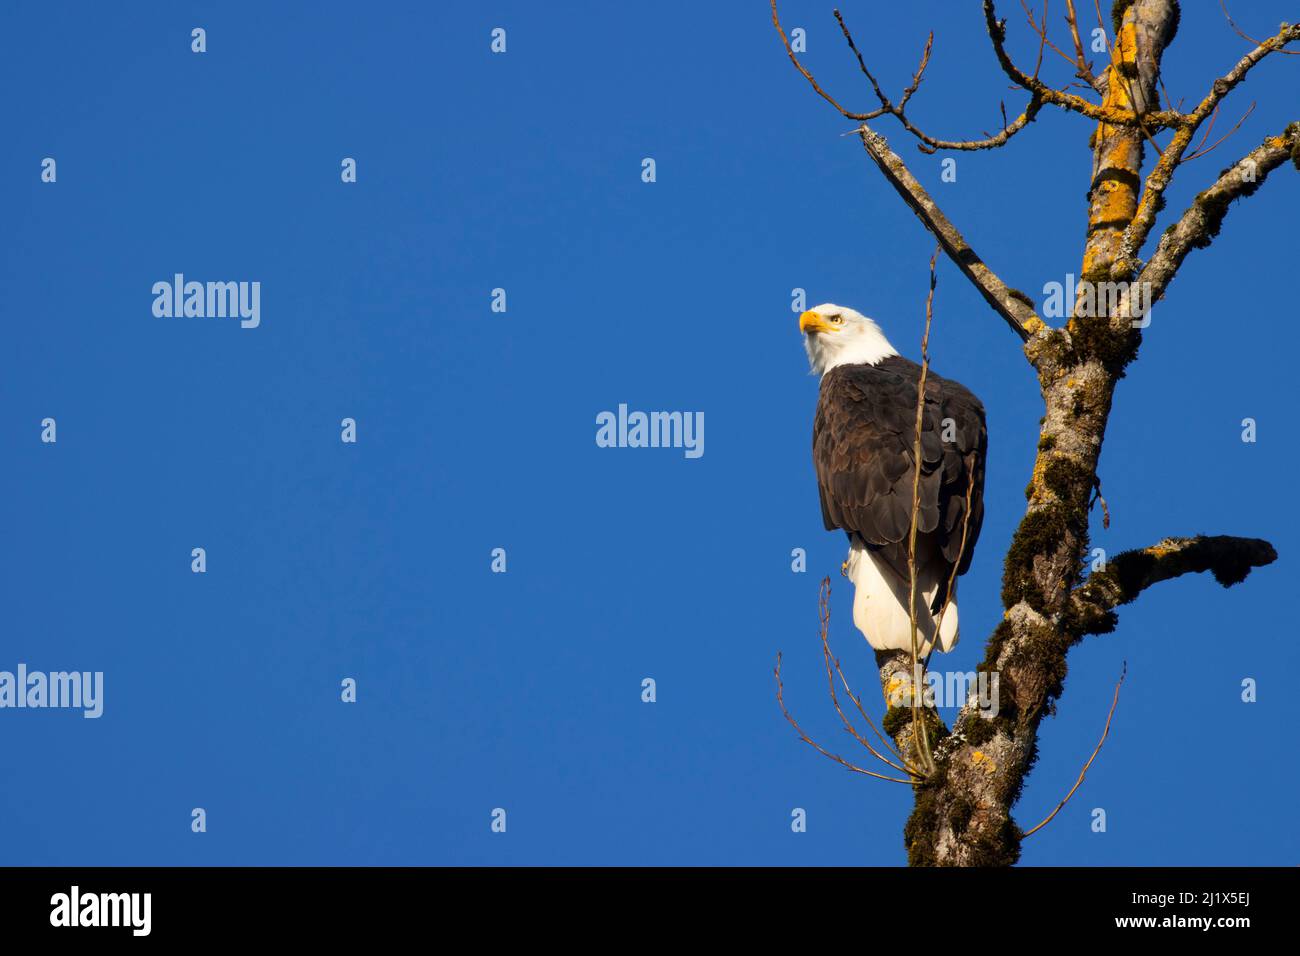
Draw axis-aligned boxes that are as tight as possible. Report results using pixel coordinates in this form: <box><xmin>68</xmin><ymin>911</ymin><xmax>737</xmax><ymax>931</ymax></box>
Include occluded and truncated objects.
<box><xmin>845</xmin><ymin>539</ymin><xmax>959</xmax><ymax>655</ymax></box>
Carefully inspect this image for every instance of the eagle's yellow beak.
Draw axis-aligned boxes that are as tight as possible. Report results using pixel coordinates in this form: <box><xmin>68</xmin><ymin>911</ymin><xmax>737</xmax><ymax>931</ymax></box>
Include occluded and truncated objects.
<box><xmin>799</xmin><ymin>310</ymin><xmax>835</xmax><ymax>335</ymax></box>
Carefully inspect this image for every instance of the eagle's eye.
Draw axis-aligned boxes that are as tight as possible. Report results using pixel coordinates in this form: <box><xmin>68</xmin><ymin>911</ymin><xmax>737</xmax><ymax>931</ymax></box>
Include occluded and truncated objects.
<box><xmin>830</xmin><ymin>314</ymin><xmax>844</xmax><ymax>324</ymax></box>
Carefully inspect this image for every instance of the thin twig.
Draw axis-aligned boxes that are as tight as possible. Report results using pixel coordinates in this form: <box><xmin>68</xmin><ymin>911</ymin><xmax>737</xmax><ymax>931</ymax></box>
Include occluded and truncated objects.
<box><xmin>904</xmin><ymin>246</ymin><xmax>943</xmax><ymax>775</ymax></box>
<box><xmin>834</xmin><ymin>653</ymin><xmax>913</xmax><ymax>767</ymax></box>
<box><xmin>1088</xmin><ymin>474</ymin><xmax>1110</xmax><ymax>530</ymax></box>
<box><xmin>818</xmin><ymin>579</ymin><xmax>915</xmax><ymax>767</ymax></box>
<box><xmin>1028</xmin><ymin>0</ymin><xmax>1049</xmax><ymax>78</ymax></box>
<box><xmin>899</xmin><ymin>32</ymin><xmax>934</xmax><ymax>111</ymax></box>
<box><xmin>1219</xmin><ymin>0</ymin><xmax>1300</xmax><ymax>55</ymax></box>
<box><xmin>769</xmin><ymin>0</ymin><xmax>877</xmax><ymax>121</ymax></box>
<box><xmin>1064</xmin><ymin>0</ymin><xmax>1098</xmax><ymax>86</ymax></box>
<box><xmin>1017</xmin><ymin>0</ymin><xmax>1089</xmax><ymax>79</ymax></box>
<box><xmin>816</xmin><ymin>579</ymin><xmax>922</xmax><ymax>777</ymax></box>
<box><xmin>1022</xmin><ymin>662</ymin><xmax>1126</xmax><ymax>837</ymax></box>
<box><xmin>1184</xmin><ymin>101</ymin><xmax>1256</xmax><ymax>162</ymax></box>
<box><xmin>771</xmin><ymin>0</ymin><xmax>1047</xmax><ymax>154</ymax></box>
<box><xmin>930</xmin><ymin>469</ymin><xmax>977</xmax><ymax>652</ymax></box>
<box><xmin>774</xmin><ymin>652</ymin><xmax>915</xmax><ymax>785</ymax></box>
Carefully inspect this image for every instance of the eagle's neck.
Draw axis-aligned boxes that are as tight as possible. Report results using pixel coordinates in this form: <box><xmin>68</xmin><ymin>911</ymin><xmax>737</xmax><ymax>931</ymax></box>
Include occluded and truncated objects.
<box><xmin>808</xmin><ymin>328</ymin><xmax>899</xmax><ymax>375</ymax></box>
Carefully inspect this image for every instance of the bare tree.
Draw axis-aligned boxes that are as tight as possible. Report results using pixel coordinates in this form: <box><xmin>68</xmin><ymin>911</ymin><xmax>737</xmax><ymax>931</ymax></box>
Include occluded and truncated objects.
<box><xmin>772</xmin><ymin>0</ymin><xmax>1291</xmax><ymax>866</ymax></box>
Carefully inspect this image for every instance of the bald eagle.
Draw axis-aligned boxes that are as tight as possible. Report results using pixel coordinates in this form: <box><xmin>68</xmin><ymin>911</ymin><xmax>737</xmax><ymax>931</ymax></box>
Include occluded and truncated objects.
<box><xmin>799</xmin><ymin>304</ymin><xmax>987</xmax><ymax>656</ymax></box>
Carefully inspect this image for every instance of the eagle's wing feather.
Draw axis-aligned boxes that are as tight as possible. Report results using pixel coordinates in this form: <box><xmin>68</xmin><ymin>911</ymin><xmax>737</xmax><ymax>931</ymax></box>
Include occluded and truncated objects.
<box><xmin>813</xmin><ymin>359</ymin><xmax>986</xmax><ymax>582</ymax></box>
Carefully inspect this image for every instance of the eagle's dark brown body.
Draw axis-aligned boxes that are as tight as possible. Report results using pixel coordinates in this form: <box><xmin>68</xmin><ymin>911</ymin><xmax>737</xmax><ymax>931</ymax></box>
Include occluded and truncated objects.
<box><xmin>812</xmin><ymin>356</ymin><xmax>987</xmax><ymax>611</ymax></box>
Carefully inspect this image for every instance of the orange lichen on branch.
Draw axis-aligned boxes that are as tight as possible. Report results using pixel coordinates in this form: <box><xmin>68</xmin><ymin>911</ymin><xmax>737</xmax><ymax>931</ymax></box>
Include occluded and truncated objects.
<box><xmin>971</xmin><ymin>750</ymin><xmax>998</xmax><ymax>775</ymax></box>
<box><xmin>1076</xmin><ymin>1</ymin><xmax>1172</xmax><ymax>287</ymax></box>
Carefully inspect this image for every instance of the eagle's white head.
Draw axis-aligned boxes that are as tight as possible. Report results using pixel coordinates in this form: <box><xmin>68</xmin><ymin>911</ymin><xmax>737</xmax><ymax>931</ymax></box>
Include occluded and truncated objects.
<box><xmin>799</xmin><ymin>303</ymin><xmax>898</xmax><ymax>376</ymax></box>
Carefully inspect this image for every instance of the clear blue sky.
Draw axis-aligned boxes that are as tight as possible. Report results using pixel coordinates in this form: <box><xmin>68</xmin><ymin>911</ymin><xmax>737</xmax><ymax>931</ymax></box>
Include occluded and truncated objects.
<box><xmin>2</xmin><ymin>1</ymin><xmax>1295</xmax><ymax>866</ymax></box>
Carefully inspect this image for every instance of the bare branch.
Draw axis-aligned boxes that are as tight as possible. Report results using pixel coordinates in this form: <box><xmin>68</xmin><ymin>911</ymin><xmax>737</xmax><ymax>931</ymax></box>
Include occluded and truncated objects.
<box><xmin>898</xmin><ymin>31</ymin><xmax>934</xmax><ymax>110</ymax></box>
<box><xmin>1133</xmin><ymin>123</ymin><xmax>1300</xmax><ymax>315</ymax></box>
<box><xmin>854</xmin><ymin>126</ymin><xmax>1047</xmax><ymax>343</ymax></box>
<box><xmin>1021</xmin><ymin>0</ymin><xmax>1051</xmax><ymax>78</ymax></box>
<box><xmin>769</xmin><ymin>0</ymin><xmax>879</xmax><ymax>121</ymax></box>
<box><xmin>770</xmin><ymin>0</ymin><xmax>1047</xmax><ymax>154</ymax></box>
<box><xmin>1063</xmin><ymin>0</ymin><xmax>1101</xmax><ymax>88</ymax></box>
<box><xmin>1017</xmin><ymin>0</ymin><xmax>1099</xmax><ymax>88</ymax></box>
<box><xmin>833</xmin><ymin>8</ymin><xmax>1046</xmax><ymax>154</ymax></box>
<box><xmin>1219</xmin><ymin>0</ymin><xmax>1300</xmax><ymax>55</ymax></box>
<box><xmin>1186</xmin><ymin>23</ymin><xmax>1300</xmax><ymax>127</ymax></box>
<box><xmin>983</xmin><ymin>0</ymin><xmax>1184</xmax><ymax>128</ymax></box>
<box><xmin>1070</xmin><ymin>535</ymin><xmax>1278</xmax><ymax>635</ymax></box>
<box><xmin>1122</xmin><ymin>23</ymin><xmax>1300</xmax><ymax>261</ymax></box>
